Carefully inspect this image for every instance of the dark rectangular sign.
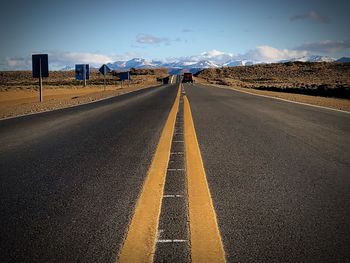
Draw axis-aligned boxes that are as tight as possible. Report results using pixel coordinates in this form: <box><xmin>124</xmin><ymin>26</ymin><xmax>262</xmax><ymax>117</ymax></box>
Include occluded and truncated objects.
<box><xmin>32</xmin><ymin>54</ymin><xmax>49</xmax><ymax>78</ymax></box>
<box><xmin>99</xmin><ymin>64</ymin><xmax>111</xmax><ymax>75</ymax></box>
<box><xmin>119</xmin><ymin>71</ymin><xmax>130</xmax><ymax>80</ymax></box>
<box><xmin>75</xmin><ymin>64</ymin><xmax>90</xmax><ymax>80</ymax></box>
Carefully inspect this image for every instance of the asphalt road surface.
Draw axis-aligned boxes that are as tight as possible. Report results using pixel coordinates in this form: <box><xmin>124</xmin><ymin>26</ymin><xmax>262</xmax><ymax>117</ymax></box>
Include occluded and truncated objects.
<box><xmin>0</xmin><ymin>84</ymin><xmax>178</xmax><ymax>263</ymax></box>
<box><xmin>185</xmin><ymin>83</ymin><xmax>350</xmax><ymax>262</ymax></box>
<box><xmin>1</xmin><ymin>79</ymin><xmax>349</xmax><ymax>263</ymax></box>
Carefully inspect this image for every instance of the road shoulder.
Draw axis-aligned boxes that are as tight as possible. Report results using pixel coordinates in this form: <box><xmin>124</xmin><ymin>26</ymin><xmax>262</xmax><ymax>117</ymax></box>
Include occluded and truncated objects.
<box><xmin>0</xmin><ymin>84</ymin><xmax>161</xmax><ymax>120</ymax></box>
<box><xmin>197</xmin><ymin>81</ymin><xmax>350</xmax><ymax>113</ymax></box>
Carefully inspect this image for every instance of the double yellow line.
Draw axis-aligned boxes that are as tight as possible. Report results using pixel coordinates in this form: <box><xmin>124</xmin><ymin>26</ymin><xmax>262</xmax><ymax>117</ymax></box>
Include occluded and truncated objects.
<box><xmin>117</xmin><ymin>84</ymin><xmax>226</xmax><ymax>263</ymax></box>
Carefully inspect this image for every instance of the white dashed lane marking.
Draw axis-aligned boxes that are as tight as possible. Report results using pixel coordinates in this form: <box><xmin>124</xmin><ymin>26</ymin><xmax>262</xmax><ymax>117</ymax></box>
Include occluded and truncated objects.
<box><xmin>157</xmin><ymin>239</ymin><xmax>188</xmax><ymax>243</ymax></box>
<box><xmin>163</xmin><ymin>194</ymin><xmax>184</xmax><ymax>198</ymax></box>
<box><xmin>167</xmin><ymin>168</ymin><xmax>185</xmax><ymax>171</ymax></box>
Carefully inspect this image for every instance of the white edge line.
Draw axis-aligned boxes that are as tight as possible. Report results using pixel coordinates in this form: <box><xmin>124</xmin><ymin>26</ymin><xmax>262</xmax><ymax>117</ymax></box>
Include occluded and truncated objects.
<box><xmin>0</xmin><ymin>84</ymin><xmax>163</xmax><ymax>121</ymax></box>
<box><xmin>206</xmin><ymin>84</ymin><xmax>350</xmax><ymax>114</ymax></box>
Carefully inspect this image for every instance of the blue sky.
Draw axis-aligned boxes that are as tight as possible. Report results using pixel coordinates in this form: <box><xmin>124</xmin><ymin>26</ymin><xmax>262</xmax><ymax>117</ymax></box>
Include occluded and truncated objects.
<box><xmin>1</xmin><ymin>0</ymin><xmax>349</xmax><ymax>69</ymax></box>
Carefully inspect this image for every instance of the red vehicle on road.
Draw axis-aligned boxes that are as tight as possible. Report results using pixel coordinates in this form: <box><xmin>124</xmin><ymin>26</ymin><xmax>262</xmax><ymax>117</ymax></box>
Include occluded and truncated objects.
<box><xmin>182</xmin><ymin>72</ymin><xmax>193</xmax><ymax>83</ymax></box>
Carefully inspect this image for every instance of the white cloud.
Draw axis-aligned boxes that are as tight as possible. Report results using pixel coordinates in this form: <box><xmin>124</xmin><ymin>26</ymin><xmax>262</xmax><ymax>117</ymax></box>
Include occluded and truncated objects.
<box><xmin>290</xmin><ymin>11</ymin><xmax>330</xmax><ymax>23</ymax></box>
<box><xmin>186</xmin><ymin>49</ymin><xmax>234</xmax><ymax>64</ymax></box>
<box><xmin>4</xmin><ymin>42</ymin><xmax>346</xmax><ymax>71</ymax></box>
<box><xmin>235</xmin><ymin>46</ymin><xmax>308</xmax><ymax>62</ymax></box>
<box><xmin>201</xmin><ymin>49</ymin><xmax>233</xmax><ymax>58</ymax></box>
<box><xmin>136</xmin><ymin>34</ymin><xmax>170</xmax><ymax>45</ymax></box>
<box><xmin>4</xmin><ymin>51</ymin><xmax>141</xmax><ymax>70</ymax></box>
<box><xmin>162</xmin><ymin>47</ymin><xmax>308</xmax><ymax>66</ymax></box>
<box><xmin>49</xmin><ymin>51</ymin><xmax>115</xmax><ymax>66</ymax></box>
<box><xmin>6</xmin><ymin>57</ymin><xmax>31</xmax><ymax>69</ymax></box>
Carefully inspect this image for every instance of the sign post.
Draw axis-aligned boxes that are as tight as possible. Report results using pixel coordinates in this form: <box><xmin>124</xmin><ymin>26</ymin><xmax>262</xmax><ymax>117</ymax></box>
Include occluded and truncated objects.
<box><xmin>99</xmin><ymin>64</ymin><xmax>111</xmax><ymax>91</ymax></box>
<box><xmin>75</xmin><ymin>64</ymin><xmax>90</xmax><ymax>87</ymax></box>
<box><xmin>39</xmin><ymin>58</ymin><xmax>43</xmax><ymax>101</ymax></box>
<box><xmin>83</xmin><ymin>65</ymin><xmax>86</xmax><ymax>87</ymax></box>
<box><xmin>119</xmin><ymin>71</ymin><xmax>130</xmax><ymax>88</ymax></box>
<box><xmin>32</xmin><ymin>54</ymin><xmax>48</xmax><ymax>102</ymax></box>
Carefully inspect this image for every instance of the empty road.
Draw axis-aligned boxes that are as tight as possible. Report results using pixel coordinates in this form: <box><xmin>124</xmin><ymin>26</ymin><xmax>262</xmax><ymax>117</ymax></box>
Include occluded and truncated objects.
<box><xmin>185</xmin><ymin>83</ymin><xmax>350</xmax><ymax>262</ymax></box>
<box><xmin>1</xmin><ymin>80</ymin><xmax>349</xmax><ymax>262</ymax></box>
<box><xmin>0</xmin><ymin>84</ymin><xmax>178</xmax><ymax>262</ymax></box>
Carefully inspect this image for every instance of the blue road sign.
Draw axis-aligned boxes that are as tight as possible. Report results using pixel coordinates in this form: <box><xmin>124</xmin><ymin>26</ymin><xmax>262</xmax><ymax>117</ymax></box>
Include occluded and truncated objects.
<box><xmin>75</xmin><ymin>64</ymin><xmax>90</xmax><ymax>80</ymax></box>
<box><xmin>119</xmin><ymin>71</ymin><xmax>130</xmax><ymax>80</ymax></box>
<box><xmin>99</xmin><ymin>64</ymin><xmax>111</xmax><ymax>75</ymax></box>
<box><xmin>32</xmin><ymin>54</ymin><xmax>49</xmax><ymax>78</ymax></box>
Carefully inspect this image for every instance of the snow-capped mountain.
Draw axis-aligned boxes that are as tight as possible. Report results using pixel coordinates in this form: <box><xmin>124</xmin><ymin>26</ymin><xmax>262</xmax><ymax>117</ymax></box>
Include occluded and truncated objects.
<box><xmin>61</xmin><ymin>54</ymin><xmax>340</xmax><ymax>71</ymax></box>
<box><xmin>223</xmin><ymin>59</ymin><xmax>259</xmax><ymax>66</ymax></box>
<box><xmin>125</xmin><ymin>58</ymin><xmax>159</xmax><ymax>68</ymax></box>
<box><xmin>279</xmin><ymin>55</ymin><xmax>335</xmax><ymax>63</ymax></box>
<box><xmin>61</xmin><ymin>65</ymin><xmax>75</xmax><ymax>71</ymax></box>
<box><xmin>191</xmin><ymin>60</ymin><xmax>219</xmax><ymax>68</ymax></box>
<box><xmin>107</xmin><ymin>58</ymin><xmax>162</xmax><ymax>70</ymax></box>
<box><xmin>336</xmin><ymin>57</ymin><xmax>350</xmax><ymax>63</ymax></box>
<box><xmin>107</xmin><ymin>60</ymin><xmax>127</xmax><ymax>69</ymax></box>
<box><xmin>161</xmin><ymin>60</ymin><xmax>219</xmax><ymax>69</ymax></box>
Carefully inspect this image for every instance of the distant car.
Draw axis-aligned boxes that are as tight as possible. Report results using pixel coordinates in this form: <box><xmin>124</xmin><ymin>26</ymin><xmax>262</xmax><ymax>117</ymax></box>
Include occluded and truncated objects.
<box><xmin>163</xmin><ymin>76</ymin><xmax>170</xmax><ymax>84</ymax></box>
<box><xmin>182</xmin><ymin>73</ymin><xmax>193</xmax><ymax>83</ymax></box>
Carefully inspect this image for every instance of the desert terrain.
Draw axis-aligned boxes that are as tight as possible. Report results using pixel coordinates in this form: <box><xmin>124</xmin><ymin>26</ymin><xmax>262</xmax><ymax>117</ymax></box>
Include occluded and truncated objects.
<box><xmin>1</xmin><ymin>62</ymin><xmax>350</xmax><ymax>118</ymax></box>
<box><xmin>194</xmin><ymin>62</ymin><xmax>350</xmax><ymax>111</ymax></box>
<box><xmin>0</xmin><ymin>68</ymin><xmax>168</xmax><ymax>119</ymax></box>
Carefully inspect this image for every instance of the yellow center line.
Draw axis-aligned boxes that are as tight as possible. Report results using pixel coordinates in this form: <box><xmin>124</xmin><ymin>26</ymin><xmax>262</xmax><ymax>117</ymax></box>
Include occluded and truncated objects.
<box><xmin>184</xmin><ymin>94</ymin><xmax>227</xmax><ymax>263</ymax></box>
<box><xmin>117</xmin><ymin>85</ymin><xmax>181</xmax><ymax>263</ymax></box>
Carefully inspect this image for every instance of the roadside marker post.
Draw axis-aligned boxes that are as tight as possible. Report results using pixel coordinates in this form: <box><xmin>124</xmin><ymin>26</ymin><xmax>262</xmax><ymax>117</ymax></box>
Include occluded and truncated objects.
<box><xmin>99</xmin><ymin>64</ymin><xmax>111</xmax><ymax>91</ymax></box>
<box><xmin>32</xmin><ymin>54</ymin><xmax>48</xmax><ymax>102</ymax></box>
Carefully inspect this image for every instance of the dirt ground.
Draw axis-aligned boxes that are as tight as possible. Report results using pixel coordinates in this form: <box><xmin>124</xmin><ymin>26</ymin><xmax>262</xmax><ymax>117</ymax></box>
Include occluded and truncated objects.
<box><xmin>0</xmin><ymin>84</ymin><xmax>161</xmax><ymax>119</ymax></box>
<box><xmin>194</xmin><ymin>62</ymin><xmax>350</xmax><ymax>112</ymax></box>
<box><xmin>2</xmin><ymin>65</ymin><xmax>349</xmax><ymax>119</ymax></box>
<box><xmin>195</xmin><ymin>62</ymin><xmax>350</xmax><ymax>99</ymax></box>
<box><xmin>0</xmin><ymin>69</ymin><xmax>169</xmax><ymax>119</ymax></box>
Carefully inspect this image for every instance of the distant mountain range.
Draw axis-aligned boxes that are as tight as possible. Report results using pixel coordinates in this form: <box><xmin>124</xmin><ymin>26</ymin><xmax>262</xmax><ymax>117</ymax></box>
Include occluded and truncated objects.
<box><xmin>336</xmin><ymin>57</ymin><xmax>350</xmax><ymax>63</ymax></box>
<box><xmin>61</xmin><ymin>56</ymin><xmax>350</xmax><ymax>73</ymax></box>
<box><xmin>279</xmin><ymin>55</ymin><xmax>336</xmax><ymax>63</ymax></box>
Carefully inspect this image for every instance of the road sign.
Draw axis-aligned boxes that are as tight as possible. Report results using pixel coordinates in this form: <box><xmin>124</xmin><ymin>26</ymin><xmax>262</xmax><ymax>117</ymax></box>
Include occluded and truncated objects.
<box><xmin>99</xmin><ymin>64</ymin><xmax>111</xmax><ymax>91</ymax></box>
<box><xmin>32</xmin><ymin>54</ymin><xmax>49</xmax><ymax>102</ymax></box>
<box><xmin>75</xmin><ymin>64</ymin><xmax>90</xmax><ymax>80</ymax></box>
<box><xmin>119</xmin><ymin>71</ymin><xmax>130</xmax><ymax>80</ymax></box>
<box><xmin>32</xmin><ymin>54</ymin><xmax>49</xmax><ymax>78</ymax></box>
<box><xmin>99</xmin><ymin>64</ymin><xmax>111</xmax><ymax>75</ymax></box>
